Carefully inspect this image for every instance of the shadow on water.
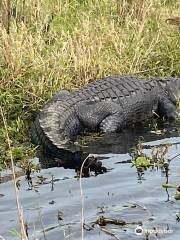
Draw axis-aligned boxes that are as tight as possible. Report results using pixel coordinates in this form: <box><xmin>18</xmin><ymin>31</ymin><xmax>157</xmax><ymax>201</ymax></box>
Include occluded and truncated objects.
<box><xmin>37</xmin><ymin>123</ymin><xmax>180</xmax><ymax>176</ymax></box>
<box><xmin>81</xmin><ymin>124</ymin><xmax>180</xmax><ymax>155</ymax></box>
<box><xmin>0</xmin><ymin>123</ymin><xmax>180</xmax><ymax>240</ymax></box>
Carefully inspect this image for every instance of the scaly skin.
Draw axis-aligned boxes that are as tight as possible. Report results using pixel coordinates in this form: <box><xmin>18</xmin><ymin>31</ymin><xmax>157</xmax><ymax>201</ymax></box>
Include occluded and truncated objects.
<box><xmin>31</xmin><ymin>76</ymin><xmax>180</xmax><ymax>172</ymax></box>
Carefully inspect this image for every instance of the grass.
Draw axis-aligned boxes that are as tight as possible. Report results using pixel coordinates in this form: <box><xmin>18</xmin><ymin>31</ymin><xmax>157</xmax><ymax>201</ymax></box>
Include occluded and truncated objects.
<box><xmin>0</xmin><ymin>0</ymin><xmax>180</xmax><ymax>168</ymax></box>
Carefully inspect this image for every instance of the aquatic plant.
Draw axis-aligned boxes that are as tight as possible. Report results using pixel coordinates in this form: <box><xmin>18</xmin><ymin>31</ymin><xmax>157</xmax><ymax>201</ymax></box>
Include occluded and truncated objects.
<box><xmin>131</xmin><ymin>138</ymin><xmax>171</xmax><ymax>171</ymax></box>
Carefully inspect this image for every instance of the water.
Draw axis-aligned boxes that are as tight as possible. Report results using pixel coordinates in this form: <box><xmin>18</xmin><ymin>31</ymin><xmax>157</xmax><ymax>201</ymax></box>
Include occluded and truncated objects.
<box><xmin>0</xmin><ymin>127</ymin><xmax>180</xmax><ymax>240</ymax></box>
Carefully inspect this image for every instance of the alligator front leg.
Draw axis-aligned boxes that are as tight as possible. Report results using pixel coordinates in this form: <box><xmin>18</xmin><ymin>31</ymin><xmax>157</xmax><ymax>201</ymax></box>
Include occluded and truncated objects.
<box><xmin>99</xmin><ymin>113</ymin><xmax>124</xmax><ymax>132</ymax></box>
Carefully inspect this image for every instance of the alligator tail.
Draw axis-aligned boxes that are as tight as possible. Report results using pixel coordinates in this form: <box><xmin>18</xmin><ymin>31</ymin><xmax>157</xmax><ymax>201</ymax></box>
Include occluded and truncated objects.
<box><xmin>31</xmin><ymin>91</ymin><xmax>85</xmax><ymax>167</ymax></box>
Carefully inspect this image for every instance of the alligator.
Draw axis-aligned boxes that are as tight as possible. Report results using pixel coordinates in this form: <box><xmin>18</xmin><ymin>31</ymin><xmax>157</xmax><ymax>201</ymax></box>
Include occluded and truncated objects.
<box><xmin>31</xmin><ymin>75</ymin><xmax>180</xmax><ymax>175</ymax></box>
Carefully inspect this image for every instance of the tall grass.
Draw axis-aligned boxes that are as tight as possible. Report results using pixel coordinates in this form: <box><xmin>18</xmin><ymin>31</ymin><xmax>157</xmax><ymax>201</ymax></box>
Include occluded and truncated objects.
<box><xmin>0</xmin><ymin>0</ymin><xmax>179</xmax><ymax>166</ymax></box>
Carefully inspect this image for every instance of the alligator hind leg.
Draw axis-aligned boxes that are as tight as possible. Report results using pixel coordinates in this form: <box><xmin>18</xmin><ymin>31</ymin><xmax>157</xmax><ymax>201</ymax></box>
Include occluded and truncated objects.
<box><xmin>99</xmin><ymin>113</ymin><xmax>124</xmax><ymax>133</ymax></box>
<box><xmin>76</xmin><ymin>101</ymin><xmax>123</xmax><ymax>133</ymax></box>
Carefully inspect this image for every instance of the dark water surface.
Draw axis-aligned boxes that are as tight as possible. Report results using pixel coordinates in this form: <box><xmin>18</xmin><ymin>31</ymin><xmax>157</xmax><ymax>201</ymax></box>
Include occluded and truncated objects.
<box><xmin>0</xmin><ymin>129</ymin><xmax>180</xmax><ymax>240</ymax></box>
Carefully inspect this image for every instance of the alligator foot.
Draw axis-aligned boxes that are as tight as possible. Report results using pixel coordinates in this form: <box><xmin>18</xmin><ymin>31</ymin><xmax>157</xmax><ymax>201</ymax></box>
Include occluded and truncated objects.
<box><xmin>75</xmin><ymin>154</ymin><xmax>107</xmax><ymax>177</ymax></box>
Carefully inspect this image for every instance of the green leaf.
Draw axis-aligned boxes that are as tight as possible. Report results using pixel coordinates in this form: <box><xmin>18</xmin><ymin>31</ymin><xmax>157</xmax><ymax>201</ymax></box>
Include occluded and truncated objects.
<box><xmin>162</xmin><ymin>183</ymin><xmax>177</xmax><ymax>188</ymax></box>
<box><xmin>174</xmin><ymin>194</ymin><xmax>180</xmax><ymax>200</ymax></box>
<box><xmin>133</xmin><ymin>156</ymin><xmax>151</xmax><ymax>168</ymax></box>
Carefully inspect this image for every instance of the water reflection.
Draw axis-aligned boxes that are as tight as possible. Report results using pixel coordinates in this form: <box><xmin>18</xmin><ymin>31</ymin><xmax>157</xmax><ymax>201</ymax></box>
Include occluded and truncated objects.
<box><xmin>0</xmin><ymin>124</ymin><xmax>180</xmax><ymax>240</ymax></box>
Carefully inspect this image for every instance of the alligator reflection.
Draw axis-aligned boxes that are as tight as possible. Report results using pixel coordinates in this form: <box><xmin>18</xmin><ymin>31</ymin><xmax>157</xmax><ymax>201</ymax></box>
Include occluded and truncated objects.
<box><xmin>38</xmin><ymin>123</ymin><xmax>179</xmax><ymax>177</ymax></box>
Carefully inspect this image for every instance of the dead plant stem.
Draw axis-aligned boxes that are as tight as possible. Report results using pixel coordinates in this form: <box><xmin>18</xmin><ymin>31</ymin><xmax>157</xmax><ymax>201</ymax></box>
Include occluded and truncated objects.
<box><xmin>0</xmin><ymin>105</ymin><xmax>27</xmax><ymax>240</ymax></box>
<box><xmin>79</xmin><ymin>155</ymin><xmax>90</xmax><ymax>240</ymax></box>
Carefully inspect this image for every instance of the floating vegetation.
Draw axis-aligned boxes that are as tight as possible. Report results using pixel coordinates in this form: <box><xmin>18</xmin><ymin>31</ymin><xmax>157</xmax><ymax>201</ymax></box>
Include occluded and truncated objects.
<box><xmin>131</xmin><ymin>138</ymin><xmax>180</xmax><ymax>200</ymax></box>
<box><xmin>174</xmin><ymin>194</ymin><xmax>180</xmax><ymax>200</ymax></box>
<box><xmin>162</xmin><ymin>183</ymin><xmax>180</xmax><ymax>201</ymax></box>
<box><xmin>162</xmin><ymin>183</ymin><xmax>177</xmax><ymax>188</ymax></box>
<box><xmin>92</xmin><ymin>215</ymin><xmax>142</xmax><ymax>227</ymax></box>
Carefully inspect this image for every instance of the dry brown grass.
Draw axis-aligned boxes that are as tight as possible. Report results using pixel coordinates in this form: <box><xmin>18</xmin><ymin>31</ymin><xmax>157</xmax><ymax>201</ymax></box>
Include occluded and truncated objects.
<box><xmin>0</xmin><ymin>0</ymin><xmax>179</xmax><ymax>166</ymax></box>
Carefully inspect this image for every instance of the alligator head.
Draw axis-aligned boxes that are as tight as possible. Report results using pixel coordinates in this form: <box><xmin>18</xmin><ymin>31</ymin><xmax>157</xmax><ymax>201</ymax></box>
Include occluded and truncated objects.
<box><xmin>166</xmin><ymin>77</ymin><xmax>180</xmax><ymax>119</ymax></box>
<box><xmin>165</xmin><ymin>78</ymin><xmax>180</xmax><ymax>108</ymax></box>
<box><xmin>157</xmin><ymin>77</ymin><xmax>180</xmax><ymax>121</ymax></box>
